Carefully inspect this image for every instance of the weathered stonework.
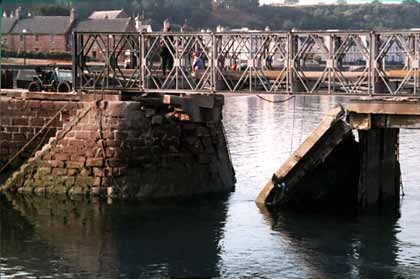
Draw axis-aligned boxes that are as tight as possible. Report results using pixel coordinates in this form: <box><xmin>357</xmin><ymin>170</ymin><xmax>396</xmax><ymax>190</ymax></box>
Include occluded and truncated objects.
<box><xmin>1</xmin><ymin>92</ymin><xmax>236</xmax><ymax>199</ymax></box>
<box><xmin>0</xmin><ymin>92</ymin><xmax>82</xmax><ymax>170</ymax></box>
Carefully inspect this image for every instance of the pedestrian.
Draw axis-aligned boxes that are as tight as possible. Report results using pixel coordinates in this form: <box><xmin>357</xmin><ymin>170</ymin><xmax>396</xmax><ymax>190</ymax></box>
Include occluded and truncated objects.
<box><xmin>191</xmin><ymin>51</ymin><xmax>204</xmax><ymax>77</ymax></box>
<box><xmin>160</xmin><ymin>20</ymin><xmax>174</xmax><ymax>76</ymax></box>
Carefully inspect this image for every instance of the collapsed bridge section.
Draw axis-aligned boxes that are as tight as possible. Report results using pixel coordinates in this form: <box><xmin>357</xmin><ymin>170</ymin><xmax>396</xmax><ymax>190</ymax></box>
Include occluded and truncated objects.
<box><xmin>257</xmin><ymin>98</ymin><xmax>419</xmax><ymax>211</ymax></box>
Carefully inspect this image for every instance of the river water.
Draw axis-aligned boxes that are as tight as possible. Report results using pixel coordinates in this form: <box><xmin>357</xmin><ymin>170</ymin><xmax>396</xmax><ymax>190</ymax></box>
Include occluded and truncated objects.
<box><xmin>1</xmin><ymin>96</ymin><xmax>420</xmax><ymax>279</ymax></box>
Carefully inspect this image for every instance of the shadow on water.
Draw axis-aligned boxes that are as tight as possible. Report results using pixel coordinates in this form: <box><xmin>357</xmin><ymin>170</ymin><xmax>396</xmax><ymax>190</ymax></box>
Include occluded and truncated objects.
<box><xmin>0</xmin><ymin>193</ymin><xmax>230</xmax><ymax>278</ymax></box>
<box><xmin>258</xmin><ymin>205</ymin><xmax>418</xmax><ymax>279</ymax></box>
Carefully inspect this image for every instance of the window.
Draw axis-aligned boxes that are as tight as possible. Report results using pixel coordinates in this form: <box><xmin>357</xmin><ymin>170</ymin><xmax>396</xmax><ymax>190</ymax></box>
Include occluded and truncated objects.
<box><xmin>3</xmin><ymin>38</ymin><xmax>7</xmax><ymax>44</ymax></box>
<box><xmin>50</xmin><ymin>34</ymin><xmax>55</xmax><ymax>44</ymax></box>
<box><xmin>35</xmin><ymin>35</ymin><xmax>39</xmax><ymax>42</ymax></box>
<box><xmin>34</xmin><ymin>47</ymin><xmax>39</xmax><ymax>52</ymax></box>
<box><xmin>20</xmin><ymin>34</ymin><xmax>24</xmax><ymax>42</ymax></box>
<box><xmin>92</xmin><ymin>51</ymin><xmax>97</xmax><ymax>58</ymax></box>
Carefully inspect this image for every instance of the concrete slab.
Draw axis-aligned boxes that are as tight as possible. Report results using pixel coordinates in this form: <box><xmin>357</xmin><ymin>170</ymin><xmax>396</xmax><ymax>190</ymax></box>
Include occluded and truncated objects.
<box><xmin>256</xmin><ymin>106</ymin><xmax>353</xmax><ymax>206</ymax></box>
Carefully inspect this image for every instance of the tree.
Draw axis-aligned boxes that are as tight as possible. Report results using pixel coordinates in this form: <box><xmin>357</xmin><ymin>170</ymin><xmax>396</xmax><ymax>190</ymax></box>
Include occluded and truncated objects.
<box><xmin>32</xmin><ymin>4</ymin><xmax>70</xmax><ymax>16</ymax></box>
<box><xmin>402</xmin><ymin>0</ymin><xmax>418</xmax><ymax>4</ymax></box>
<box><xmin>285</xmin><ymin>0</ymin><xmax>299</xmax><ymax>4</ymax></box>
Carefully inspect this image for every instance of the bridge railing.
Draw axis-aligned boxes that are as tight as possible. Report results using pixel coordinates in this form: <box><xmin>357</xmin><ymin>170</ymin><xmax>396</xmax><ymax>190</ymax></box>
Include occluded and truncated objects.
<box><xmin>72</xmin><ymin>30</ymin><xmax>420</xmax><ymax>95</ymax></box>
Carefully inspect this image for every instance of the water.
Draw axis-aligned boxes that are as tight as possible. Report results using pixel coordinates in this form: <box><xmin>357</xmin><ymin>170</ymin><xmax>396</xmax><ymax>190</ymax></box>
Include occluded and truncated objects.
<box><xmin>1</xmin><ymin>96</ymin><xmax>420</xmax><ymax>279</ymax></box>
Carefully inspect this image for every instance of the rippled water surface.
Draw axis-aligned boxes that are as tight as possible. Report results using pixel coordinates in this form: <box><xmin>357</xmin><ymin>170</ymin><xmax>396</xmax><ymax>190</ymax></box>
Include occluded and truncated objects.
<box><xmin>1</xmin><ymin>96</ymin><xmax>420</xmax><ymax>278</ymax></box>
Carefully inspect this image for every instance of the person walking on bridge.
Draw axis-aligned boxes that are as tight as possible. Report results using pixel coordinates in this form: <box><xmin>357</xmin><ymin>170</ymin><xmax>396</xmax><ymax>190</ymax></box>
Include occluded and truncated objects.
<box><xmin>191</xmin><ymin>51</ymin><xmax>204</xmax><ymax>77</ymax></box>
<box><xmin>160</xmin><ymin>20</ymin><xmax>174</xmax><ymax>76</ymax></box>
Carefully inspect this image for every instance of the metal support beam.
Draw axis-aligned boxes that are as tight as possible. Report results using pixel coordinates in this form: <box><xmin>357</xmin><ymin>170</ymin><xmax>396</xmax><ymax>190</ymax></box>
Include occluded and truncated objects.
<box><xmin>71</xmin><ymin>30</ymin><xmax>420</xmax><ymax>96</ymax></box>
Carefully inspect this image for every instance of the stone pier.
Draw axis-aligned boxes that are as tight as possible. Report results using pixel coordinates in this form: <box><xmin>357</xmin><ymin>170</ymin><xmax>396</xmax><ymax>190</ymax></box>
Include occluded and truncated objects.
<box><xmin>357</xmin><ymin>128</ymin><xmax>400</xmax><ymax>209</ymax></box>
<box><xmin>0</xmin><ymin>91</ymin><xmax>236</xmax><ymax>199</ymax></box>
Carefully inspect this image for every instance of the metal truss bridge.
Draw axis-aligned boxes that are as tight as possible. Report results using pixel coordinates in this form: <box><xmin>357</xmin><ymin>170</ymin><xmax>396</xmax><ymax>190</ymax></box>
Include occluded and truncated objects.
<box><xmin>72</xmin><ymin>30</ymin><xmax>420</xmax><ymax>96</ymax></box>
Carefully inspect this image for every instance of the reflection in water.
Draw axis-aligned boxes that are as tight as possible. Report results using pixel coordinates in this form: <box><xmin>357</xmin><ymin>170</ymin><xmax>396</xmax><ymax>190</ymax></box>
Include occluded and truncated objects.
<box><xmin>0</xmin><ymin>194</ymin><xmax>229</xmax><ymax>278</ymax></box>
<box><xmin>262</xmin><ymin>207</ymin><xmax>405</xmax><ymax>279</ymax></box>
<box><xmin>1</xmin><ymin>96</ymin><xmax>420</xmax><ymax>278</ymax></box>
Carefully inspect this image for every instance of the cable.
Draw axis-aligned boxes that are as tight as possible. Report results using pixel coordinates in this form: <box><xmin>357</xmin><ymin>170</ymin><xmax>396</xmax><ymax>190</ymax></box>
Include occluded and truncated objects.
<box><xmin>289</xmin><ymin>96</ymin><xmax>296</xmax><ymax>155</ymax></box>
<box><xmin>256</xmin><ymin>94</ymin><xmax>295</xmax><ymax>103</ymax></box>
<box><xmin>298</xmin><ymin>96</ymin><xmax>307</xmax><ymax>145</ymax></box>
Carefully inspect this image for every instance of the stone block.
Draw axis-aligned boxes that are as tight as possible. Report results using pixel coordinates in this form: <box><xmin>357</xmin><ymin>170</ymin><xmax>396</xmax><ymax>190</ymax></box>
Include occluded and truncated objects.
<box><xmin>86</xmin><ymin>158</ymin><xmax>104</xmax><ymax>167</ymax></box>
<box><xmin>67</xmin><ymin>169</ymin><xmax>78</xmax><ymax>176</ymax></box>
<box><xmin>69</xmin><ymin>186</ymin><xmax>85</xmax><ymax>195</ymax></box>
<box><xmin>93</xmin><ymin>167</ymin><xmax>105</xmax><ymax>177</ymax></box>
<box><xmin>0</xmin><ymin>133</ymin><xmax>12</xmax><ymax>141</ymax></box>
<box><xmin>75</xmin><ymin>176</ymin><xmax>94</xmax><ymax>187</ymax></box>
<box><xmin>70</xmin><ymin>155</ymin><xmax>86</xmax><ymax>162</ymax></box>
<box><xmin>75</xmin><ymin>131</ymin><xmax>91</xmax><ymax>140</ymax></box>
<box><xmin>152</xmin><ymin>115</ymin><xmax>163</xmax><ymax>125</ymax></box>
<box><xmin>66</xmin><ymin>161</ymin><xmax>85</xmax><ymax>169</ymax></box>
<box><xmin>93</xmin><ymin>177</ymin><xmax>102</xmax><ymax>187</ymax></box>
<box><xmin>29</xmin><ymin>118</ymin><xmax>45</xmax><ymax>127</ymax></box>
<box><xmin>54</xmin><ymin>153</ymin><xmax>69</xmax><ymax>161</ymax></box>
<box><xmin>64</xmin><ymin>176</ymin><xmax>76</xmax><ymax>187</ymax></box>
<box><xmin>12</xmin><ymin>133</ymin><xmax>26</xmax><ymax>142</ymax></box>
<box><xmin>52</xmin><ymin>168</ymin><xmax>67</xmax><ymax>176</ymax></box>
<box><xmin>38</xmin><ymin>167</ymin><xmax>52</xmax><ymax>175</ymax></box>
<box><xmin>12</xmin><ymin>117</ymin><xmax>29</xmax><ymax>126</ymax></box>
<box><xmin>48</xmin><ymin>186</ymin><xmax>68</xmax><ymax>194</ymax></box>
<box><xmin>20</xmin><ymin>127</ymin><xmax>35</xmax><ymax>133</ymax></box>
<box><xmin>108</xmin><ymin>158</ymin><xmax>122</xmax><ymax>167</ymax></box>
<box><xmin>49</xmin><ymin>160</ymin><xmax>65</xmax><ymax>168</ymax></box>
<box><xmin>80</xmin><ymin>168</ymin><xmax>92</xmax><ymax>177</ymax></box>
<box><xmin>67</xmin><ymin>139</ymin><xmax>85</xmax><ymax>149</ymax></box>
<box><xmin>18</xmin><ymin>187</ymin><xmax>34</xmax><ymax>194</ymax></box>
<box><xmin>105</xmin><ymin>147</ymin><xmax>115</xmax><ymax>157</ymax></box>
<box><xmin>34</xmin><ymin>187</ymin><xmax>46</xmax><ymax>195</ymax></box>
<box><xmin>105</xmin><ymin>140</ymin><xmax>120</xmax><ymax>148</ymax></box>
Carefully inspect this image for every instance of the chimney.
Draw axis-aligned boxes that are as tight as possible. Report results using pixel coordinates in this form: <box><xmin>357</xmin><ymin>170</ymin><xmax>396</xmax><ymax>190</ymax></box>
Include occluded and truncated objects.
<box><xmin>135</xmin><ymin>15</ymin><xmax>142</xmax><ymax>32</ymax></box>
<box><xmin>163</xmin><ymin>19</ymin><xmax>170</xmax><ymax>32</ymax></box>
<box><xmin>15</xmin><ymin>6</ymin><xmax>21</xmax><ymax>19</ymax></box>
<box><xmin>70</xmin><ymin>8</ymin><xmax>76</xmax><ymax>23</ymax></box>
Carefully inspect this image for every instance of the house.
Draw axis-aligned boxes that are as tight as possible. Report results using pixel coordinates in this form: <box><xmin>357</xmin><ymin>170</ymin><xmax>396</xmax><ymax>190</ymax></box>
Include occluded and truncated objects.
<box><xmin>74</xmin><ymin>11</ymin><xmax>152</xmax><ymax>61</ymax></box>
<box><xmin>2</xmin><ymin>7</ymin><xmax>77</xmax><ymax>54</ymax></box>
<box><xmin>1</xmin><ymin>14</ymin><xmax>18</xmax><ymax>50</ymax></box>
<box><xmin>75</xmin><ymin>17</ymin><xmax>137</xmax><ymax>60</ymax></box>
<box><xmin>1</xmin><ymin>7</ymin><xmax>152</xmax><ymax>61</ymax></box>
<box><xmin>88</xmin><ymin>9</ymin><xmax>128</xmax><ymax>20</ymax></box>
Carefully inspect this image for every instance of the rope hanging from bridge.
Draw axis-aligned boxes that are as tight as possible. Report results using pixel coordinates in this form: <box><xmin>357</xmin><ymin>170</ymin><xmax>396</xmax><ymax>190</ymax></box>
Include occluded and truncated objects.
<box><xmin>256</xmin><ymin>95</ymin><xmax>295</xmax><ymax>103</ymax></box>
<box><xmin>289</xmin><ymin>97</ymin><xmax>297</xmax><ymax>155</ymax></box>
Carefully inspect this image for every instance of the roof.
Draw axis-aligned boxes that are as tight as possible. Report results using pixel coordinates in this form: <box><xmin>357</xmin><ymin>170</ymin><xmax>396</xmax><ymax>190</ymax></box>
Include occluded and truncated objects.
<box><xmin>75</xmin><ymin>18</ymin><xmax>134</xmax><ymax>33</ymax></box>
<box><xmin>10</xmin><ymin>16</ymin><xmax>72</xmax><ymax>34</ymax></box>
<box><xmin>88</xmin><ymin>10</ymin><xmax>128</xmax><ymax>20</ymax></box>
<box><xmin>1</xmin><ymin>18</ymin><xmax>17</xmax><ymax>33</ymax></box>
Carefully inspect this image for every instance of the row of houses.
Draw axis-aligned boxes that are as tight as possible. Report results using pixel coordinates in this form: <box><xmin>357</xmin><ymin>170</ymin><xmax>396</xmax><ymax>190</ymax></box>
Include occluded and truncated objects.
<box><xmin>1</xmin><ymin>7</ymin><xmax>152</xmax><ymax>56</ymax></box>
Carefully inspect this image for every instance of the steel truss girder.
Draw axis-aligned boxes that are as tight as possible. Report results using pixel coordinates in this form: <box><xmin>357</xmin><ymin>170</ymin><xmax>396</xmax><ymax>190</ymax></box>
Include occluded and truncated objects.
<box><xmin>72</xmin><ymin>31</ymin><xmax>420</xmax><ymax>96</ymax></box>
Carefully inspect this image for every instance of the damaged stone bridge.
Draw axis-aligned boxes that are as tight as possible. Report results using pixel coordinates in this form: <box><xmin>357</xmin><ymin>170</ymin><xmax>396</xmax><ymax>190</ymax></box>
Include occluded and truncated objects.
<box><xmin>256</xmin><ymin>98</ymin><xmax>420</xmax><ymax>211</ymax></box>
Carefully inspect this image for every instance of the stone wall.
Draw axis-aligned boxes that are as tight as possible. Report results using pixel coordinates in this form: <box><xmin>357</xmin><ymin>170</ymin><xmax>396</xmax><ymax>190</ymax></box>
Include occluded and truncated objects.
<box><xmin>0</xmin><ymin>92</ymin><xmax>82</xmax><ymax>171</ymax></box>
<box><xmin>1</xmin><ymin>92</ymin><xmax>236</xmax><ymax>199</ymax></box>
